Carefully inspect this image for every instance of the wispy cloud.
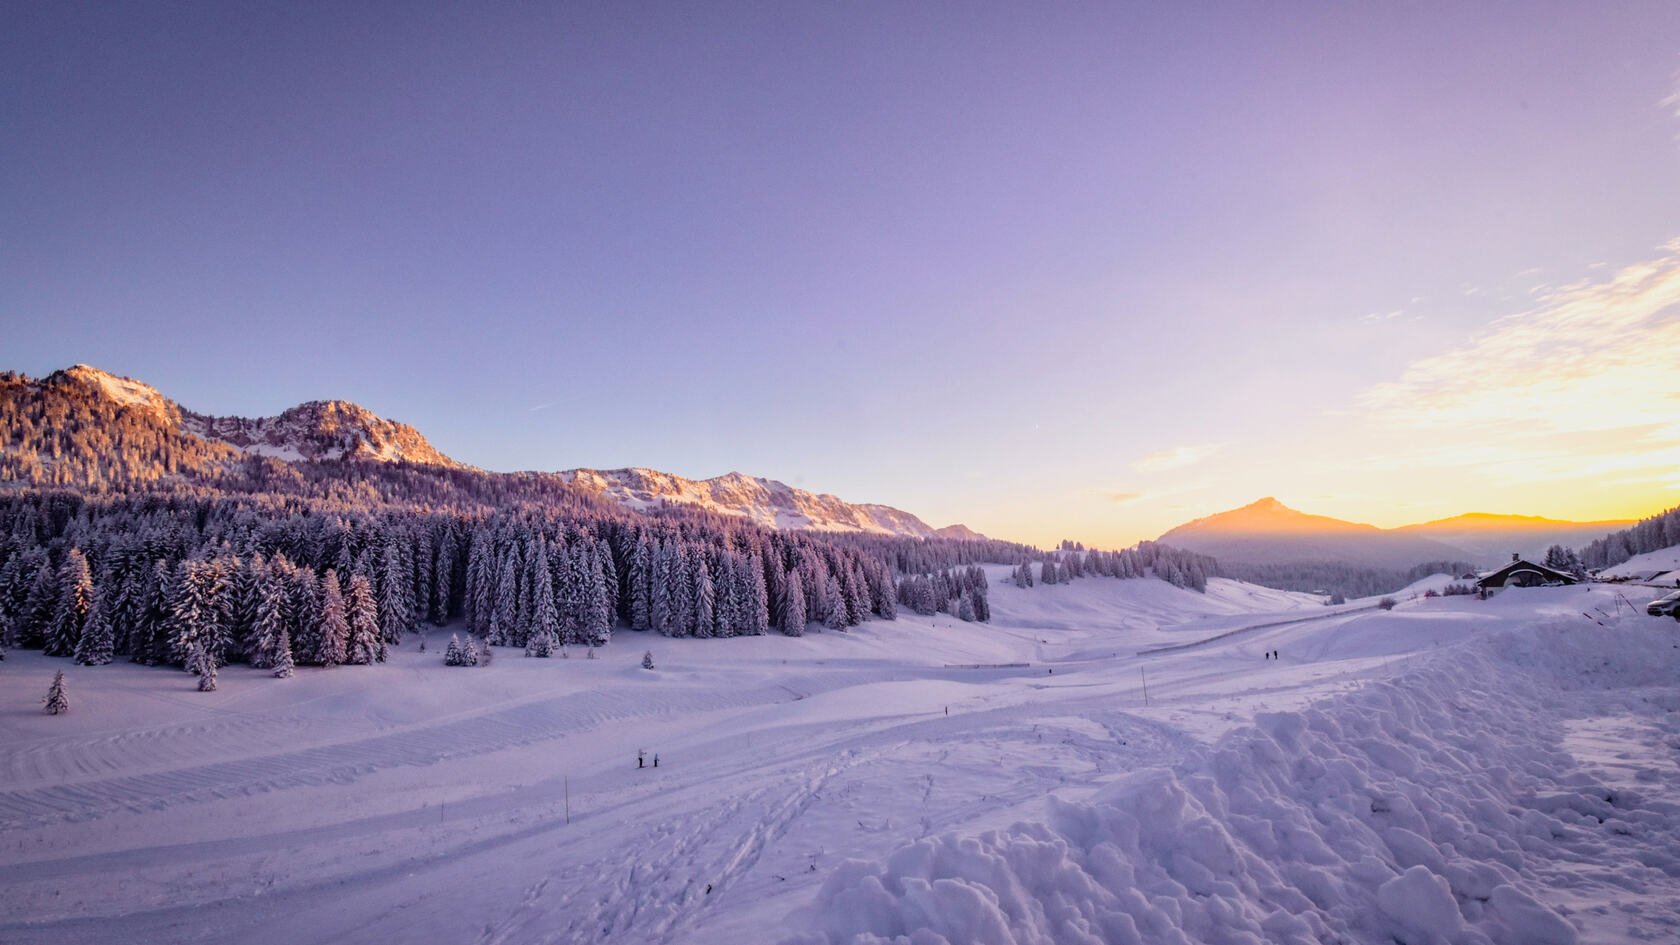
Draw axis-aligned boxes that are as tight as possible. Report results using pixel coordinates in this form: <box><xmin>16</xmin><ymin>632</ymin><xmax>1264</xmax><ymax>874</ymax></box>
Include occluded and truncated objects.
<box><xmin>1107</xmin><ymin>491</ymin><xmax>1143</xmax><ymax>504</ymax></box>
<box><xmin>1355</xmin><ymin>239</ymin><xmax>1680</xmax><ymax>485</ymax></box>
<box><xmin>1132</xmin><ymin>442</ymin><xmax>1225</xmax><ymax>473</ymax></box>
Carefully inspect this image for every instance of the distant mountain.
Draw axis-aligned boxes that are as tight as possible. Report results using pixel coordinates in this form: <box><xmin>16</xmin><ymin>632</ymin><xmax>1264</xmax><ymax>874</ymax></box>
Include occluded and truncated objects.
<box><xmin>1394</xmin><ymin>513</ymin><xmax>1633</xmax><ymax>565</ymax></box>
<box><xmin>3</xmin><ymin>365</ymin><xmax>978</xmax><ymax>541</ymax></box>
<box><xmin>1160</xmin><ymin>498</ymin><xmax>1634</xmax><ymax>574</ymax></box>
<box><xmin>561</xmin><ymin>467</ymin><xmax>979</xmax><ymax>539</ymax></box>
<box><xmin>1159</xmin><ymin>497</ymin><xmax>1468</xmax><ymax>571</ymax></box>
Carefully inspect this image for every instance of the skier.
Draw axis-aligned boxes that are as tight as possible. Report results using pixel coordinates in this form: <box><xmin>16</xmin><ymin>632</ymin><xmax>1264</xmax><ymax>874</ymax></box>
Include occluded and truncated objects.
<box><xmin>653</xmin><ymin>754</ymin><xmax>659</xmax><ymax>768</ymax></box>
<box><xmin>638</xmin><ymin>749</ymin><xmax>646</xmax><ymax>769</ymax></box>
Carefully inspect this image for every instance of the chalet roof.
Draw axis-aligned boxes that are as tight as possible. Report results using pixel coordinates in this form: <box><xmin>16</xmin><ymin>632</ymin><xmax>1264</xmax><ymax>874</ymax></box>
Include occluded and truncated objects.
<box><xmin>1475</xmin><ymin>559</ymin><xmax>1578</xmax><ymax>588</ymax></box>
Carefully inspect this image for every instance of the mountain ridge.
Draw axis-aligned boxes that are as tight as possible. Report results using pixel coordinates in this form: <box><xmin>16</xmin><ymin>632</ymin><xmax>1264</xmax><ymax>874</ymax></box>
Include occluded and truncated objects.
<box><xmin>8</xmin><ymin>365</ymin><xmax>980</xmax><ymax>541</ymax></box>
<box><xmin>1161</xmin><ymin>497</ymin><xmax>1633</xmax><ymax>569</ymax></box>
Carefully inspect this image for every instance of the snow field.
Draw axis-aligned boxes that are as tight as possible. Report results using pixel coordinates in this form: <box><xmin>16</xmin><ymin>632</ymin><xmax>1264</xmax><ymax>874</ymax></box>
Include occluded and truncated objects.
<box><xmin>0</xmin><ymin>576</ymin><xmax>1675</xmax><ymax>944</ymax></box>
<box><xmin>788</xmin><ymin>610</ymin><xmax>1680</xmax><ymax>945</ymax></box>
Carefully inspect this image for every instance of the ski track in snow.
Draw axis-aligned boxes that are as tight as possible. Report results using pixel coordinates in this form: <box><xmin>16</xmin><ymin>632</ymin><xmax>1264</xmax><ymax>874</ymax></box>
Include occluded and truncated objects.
<box><xmin>1</xmin><ymin>569</ymin><xmax>1677</xmax><ymax>944</ymax></box>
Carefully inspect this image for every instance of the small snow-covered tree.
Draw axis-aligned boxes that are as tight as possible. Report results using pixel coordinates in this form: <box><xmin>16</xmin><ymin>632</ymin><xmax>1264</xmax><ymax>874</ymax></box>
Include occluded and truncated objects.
<box><xmin>824</xmin><ymin>576</ymin><xmax>847</xmax><ymax>631</ymax></box>
<box><xmin>272</xmin><ymin>624</ymin><xmax>295</xmax><ymax>678</ymax></box>
<box><xmin>642</xmin><ymin>649</ymin><xmax>655</xmax><ymax>670</ymax></box>
<box><xmin>42</xmin><ymin>669</ymin><xmax>69</xmax><ymax>714</ymax></box>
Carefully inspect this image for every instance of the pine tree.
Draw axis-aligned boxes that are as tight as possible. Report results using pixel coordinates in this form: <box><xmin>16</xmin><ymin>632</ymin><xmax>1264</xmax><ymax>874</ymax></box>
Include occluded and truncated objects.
<box><xmin>171</xmin><ymin>559</ymin><xmax>228</xmax><ymax>668</ymax></box>
<box><xmin>445</xmin><ymin>633</ymin><xmax>467</xmax><ymax>666</ymax></box>
<box><xmin>525</xmin><ymin>560</ymin><xmax>560</xmax><ymax>658</ymax></box>
<box><xmin>345</xmin><ymin>573</ymin><xmax>384</xmax><ymax>664</ymax></box>
<box><xmin>72</xmin><ymin>588</ymin><xmax>114</xmax><ymax>665</ymax></box>
<box><xmin>629</xmin><ymin>537</ymin><xmax>654</xmax><ymax>631</ymax></box>
<box><xmin>248</xmin><ymin>571</ymin><xmax>289</xmax><ymax>669</ymax></box>
<box><xmin>46</xmin><ymin>549</ymin><xmax>94</xmax><ymax>657</ymax></box>
<box><xmin>432</xmin><ymin>525</ymin><xmax>456</xmax><ymax>625</ymax></box>
<box><xmin>272</xmin><ymin>623</ymin><xmax>295</xmax><ymax>678</ymax></box>
<box><xmin>642</xmin><ymin>649</ymin><xmax>655</xmax><ymax>670</ymax></box>
<box><xmin>42</xmin><ymin>669</ymin><xmax>69</xmax><ymax>714</ymax></box>
<box><xmin>379</xmin><ymin>539</ymin><xmax>411</xmax><ymax>645</ymax></box>
<box><xmin>316</xmin><ymin>569</ymin><xmax>349</xmax><ymax>666</ymax></box>
<box><xmin>461</xmin><ymin>634</ymin><xmax>480</xmax><ymax>666</ymax></box>
<box><xmin>692</xmin><ymin>554</ymin><xmax>716</xmax><ymax>639</ymax></box>
<box><xmin>493</xmin><ymin>547</ymin><xmax>519</xmax><ymax>646</ymax></box>
<box><xmin>825</xmin><ymin>576</ymin><xmax>847</xmax><ymax>630</ymax></box>
<box><xmin>190</xmin><ymin>640</ymin><xmax>218</xmax><ymax>691</ymax></box>
<box><xmin>781</xmin><ymin>568</ymin><xmax>806</xmax><ymax>636</ymax></box>
<box><xmin>20</xmin><ymin>560</ymin><xmax>57</xmax><ymax>649</ymax></box>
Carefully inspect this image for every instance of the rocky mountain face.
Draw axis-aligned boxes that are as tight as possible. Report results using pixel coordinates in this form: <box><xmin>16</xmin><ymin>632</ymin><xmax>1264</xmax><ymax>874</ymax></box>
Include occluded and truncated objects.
<box><xmin>182</xmin><ymin>400</ymin><xmax>460</xmax><ymax>468</ymax></box>
<box><xmin>5</xmin><ymin>365</ymin><xmax>979</xmax><ymax>541</ymax></box>
<box><xmin>561</xmin><ymin>467</ymin><xmax>977</xmax><ymax>539</ymax></box>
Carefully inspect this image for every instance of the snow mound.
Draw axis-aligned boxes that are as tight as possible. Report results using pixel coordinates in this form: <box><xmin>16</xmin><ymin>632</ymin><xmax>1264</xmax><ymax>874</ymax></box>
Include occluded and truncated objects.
<box><xmin>786</xmin><ymin>617</ymin><xmax>1680</xmax><ymax>945</ymax></box>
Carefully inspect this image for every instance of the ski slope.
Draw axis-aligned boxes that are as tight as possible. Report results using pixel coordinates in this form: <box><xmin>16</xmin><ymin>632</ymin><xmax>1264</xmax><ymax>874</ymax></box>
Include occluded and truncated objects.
<box><xmin>1</xmin><ymin>569</ymin><xmax>1676</xmax><ymax>944</ymax></box>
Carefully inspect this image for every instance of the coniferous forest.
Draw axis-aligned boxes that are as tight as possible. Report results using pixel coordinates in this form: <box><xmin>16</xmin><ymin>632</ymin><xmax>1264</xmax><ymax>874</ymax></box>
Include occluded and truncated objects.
<box><xmin>0</xmin><ymin>366</ymin><xmax>1229</xmax><ymax>677</ymax></box>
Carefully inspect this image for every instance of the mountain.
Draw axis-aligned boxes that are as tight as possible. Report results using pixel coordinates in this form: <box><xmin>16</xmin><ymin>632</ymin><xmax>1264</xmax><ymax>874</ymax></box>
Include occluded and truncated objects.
<box><xmin>2</xmin><ymin>365</ymin><xmax>978</xmax><ymax>541</ymax></box>
<box><xmin>561</xmin><ymin>467</ymin><xmax>978</xmax><ymax>539</ymax></box>
<box><xmin>182</xmin><ymin>399</ymin><xmax>461</xmax><ymax>468</ymax></box>
<box><xmin>1394</xmin><ymin>513</ymin><xmax>1634</xmax><ymax>565</ymax></box>
<box><xmin>1158</xmin><ymin>498</ymin><xmax>1472</xmax><ymax>571</ymax></box>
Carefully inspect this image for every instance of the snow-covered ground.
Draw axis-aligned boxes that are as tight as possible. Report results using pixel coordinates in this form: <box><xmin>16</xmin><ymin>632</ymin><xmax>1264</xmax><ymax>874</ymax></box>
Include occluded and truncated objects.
<box><xmin>2</xmin><ymin>569</ymin><xmax>1676</xmax><ymax>944</ymax></box>
<box><xmin>1600</xmin><ymin>545</ymin><xmax>1680</xmax><ymax>585</ymax></box>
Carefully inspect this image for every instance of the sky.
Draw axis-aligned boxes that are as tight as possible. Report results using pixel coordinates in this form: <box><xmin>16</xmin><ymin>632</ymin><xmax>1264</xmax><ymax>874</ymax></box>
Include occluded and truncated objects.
<box><xmin>5</xmin><ymin>1</ymin><xmax>1680</xmax><ymax>548</ymax></box>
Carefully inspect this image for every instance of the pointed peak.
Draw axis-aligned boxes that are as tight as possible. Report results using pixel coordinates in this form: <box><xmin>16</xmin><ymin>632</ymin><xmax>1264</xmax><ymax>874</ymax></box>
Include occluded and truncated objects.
<box><xmin>55</xmin><ymin>364</ymin><xmax>174</xmax><ymax>413</ymax></box>
<box><xmin>1244</xmin><ymin>496</ymin><xmax>1291</xmax><ymax>512</ymax></box>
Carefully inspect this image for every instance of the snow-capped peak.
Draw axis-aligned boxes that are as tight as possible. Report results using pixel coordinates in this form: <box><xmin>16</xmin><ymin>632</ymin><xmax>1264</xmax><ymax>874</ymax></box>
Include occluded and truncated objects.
<box><xmin>58</xmin><ymin>364</ymin><xmax>176</xmax><ymax>415</ymax></box>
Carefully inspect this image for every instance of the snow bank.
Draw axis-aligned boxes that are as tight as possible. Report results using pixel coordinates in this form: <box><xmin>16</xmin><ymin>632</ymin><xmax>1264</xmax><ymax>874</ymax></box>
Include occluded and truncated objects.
<box><xmin>786</xmin><ymin>617</ymin><xmax>1680</xmax><ymax>945</ymax></box>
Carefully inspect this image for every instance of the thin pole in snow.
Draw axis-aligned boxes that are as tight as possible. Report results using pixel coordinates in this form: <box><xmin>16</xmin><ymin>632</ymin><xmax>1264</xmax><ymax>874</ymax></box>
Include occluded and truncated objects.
<box><xmin>565</xmin><ymin>776</ymin><xmax>570</xmax><ymax>825</ymax></box>
<box><xmin>1140</xmin><ymin>668</ymin><xmax>1149</xmax><ymax>706</ymax></box>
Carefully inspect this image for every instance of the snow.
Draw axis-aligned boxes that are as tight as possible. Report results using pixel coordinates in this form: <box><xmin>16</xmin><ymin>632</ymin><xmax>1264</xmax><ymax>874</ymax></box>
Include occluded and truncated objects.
<box><xmin>65</xmin><ymin>364</ymin><xmax>173</xmax><ymax>413</ymax></box>
<box><xmin>2</xmin><ymin>576</ymin><xmax>1676</xmax><ymax>944</ymax></box>
<box><xmin>1600</xmin><ymin>544</ymin><xmax>1680</xmax><ymax>583</ymax></box>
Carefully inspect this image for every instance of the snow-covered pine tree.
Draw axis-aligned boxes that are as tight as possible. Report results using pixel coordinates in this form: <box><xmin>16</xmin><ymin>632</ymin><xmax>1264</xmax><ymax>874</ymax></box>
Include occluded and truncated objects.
<box><xmin>642</xmin><ymin>649</ymin><xmax>655</xmax><ymax>670</ymax></box>
<box><xmin>316</xmin><ymin>569</ymin><xmax>349</xmax><ymax>666</ymax></box>
<box><xmin>345</xmin><ymin>573</ymin><xmax>384</xmax><ymax>664</ymax></box>
<box><xmin>493</xmin><ymin>546</ymin><xmax>519</xmax><ymax>646</ymax></box>
<box><xmin>248</xmin><ymin>569</ymin><xmax>288</xmax><ymax>669</ymax></box>
<box><xmin>132</xmin><ymin>559</ymin><xmax>171</xmax><ymax>665</ymax></box>
<box><xmin>72</xmin><ymin>588</ymin><xmax>114</xmax><ymax>665</ymax></box>
<box><xmin>461</xmin><ymin>634</ymin><xmax>480</xmax><ymax>666</ymax></box>
<box><xmin>46</xmin><ymin>548</ymin><xmax>94</xmax><ymax>657</ymax></box>
<box><xmin>42</xmin><ymin>669</ymin><xmax>68</xmax><ymax>714</ymax></box>
<box><xmin>692</xmin><ymin>553</ymin><xmax>716</xmax><ymax>639</ymax></box>
<box><xmin>825</xmin><ymin>576</ymin><xmax>847</xmax><ymax>630</ymax></box>
<box><xmin>583</xmin><ymin>543</ymin><xmax>613</xmax><ymax>647</ymax></box>
<box><xmin>781</xmin><ymin>568</ymin><xmax>806</xmax><ymax>636</ymax></box>
<box><xmin>272</xmin><ymin>623</ymin><xmax>295</xmax><ymax>678</ymax></box>
<box><xmin>525</xmin><ymin>559</ymin><xmax>560</xmax><ymax>657</ymax></box>
<box><xmin>444</xmin><ymin>633</ymin><xmax>465</xmax><ymax>665</ymax></box>
<box><xmin>186</xmin><ymin>638</ymin><xmax>218</xmax><ymax>691</ymax></box>
<box><xmin>746</xmin><ymin>553</ymin><xmax>770</xmax><ymax>634</ymax></box>
<box><xmin>629</xmin><ymin>536</ymin><xmax>653</xmax><ymax>631</ymax></box>
<box><xmin>379</xmin><ymin>539</ymin><xmax>411</xmax><ymax>645</ymax></box>
<box><xmin>170</xmin><ymin>559</ymin><xmax>228</xmax><ymax>669</ymax></box>
<box><xmin>651</xmin><ymin>544</ymin><xmax>675</xmax><ymax>636</ymax></box>
<box><xmin>432</xmin><ymin>524</ymin><xmax>456</xmax><ymax>626</ymax></box>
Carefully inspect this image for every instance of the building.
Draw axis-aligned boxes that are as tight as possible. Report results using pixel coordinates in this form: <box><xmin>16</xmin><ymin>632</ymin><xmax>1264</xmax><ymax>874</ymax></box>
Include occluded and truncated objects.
<box><xmin>1475</xmin><ymin>554</ymin><xmax>1579</xmax><ymax>589</ymax></box>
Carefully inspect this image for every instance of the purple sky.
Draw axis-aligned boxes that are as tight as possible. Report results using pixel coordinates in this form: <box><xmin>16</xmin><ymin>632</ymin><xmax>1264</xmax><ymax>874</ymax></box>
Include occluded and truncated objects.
<box><xmin>6</xmin><ymin>2</ymin><xmax>1680</xmax><ymax>546</ymax></box>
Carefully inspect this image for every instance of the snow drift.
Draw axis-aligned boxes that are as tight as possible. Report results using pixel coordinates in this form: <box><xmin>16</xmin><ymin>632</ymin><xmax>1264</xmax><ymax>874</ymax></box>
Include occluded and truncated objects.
<box><xmin>787</xmin><ymin>617</ymin><xmax>1680</xmax><ymax>945</ymax></box>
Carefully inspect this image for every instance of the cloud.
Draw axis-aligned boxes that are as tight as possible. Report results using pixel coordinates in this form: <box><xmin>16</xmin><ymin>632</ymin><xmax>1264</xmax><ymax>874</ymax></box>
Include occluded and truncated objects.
<box><xmin>1107</xmin><ymin>491</ymin><xmax>1143</xmax><ymax>504</ymax></box>
<box><xmin>1132</xmin><ymin>443</ymin><xmax>1226</xmax><ymax>473</ymax></box>
<box><xmin>1355</xmin><ymin>239</ymin><xmax>1680</xmax><ymax>485</ymax></box>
